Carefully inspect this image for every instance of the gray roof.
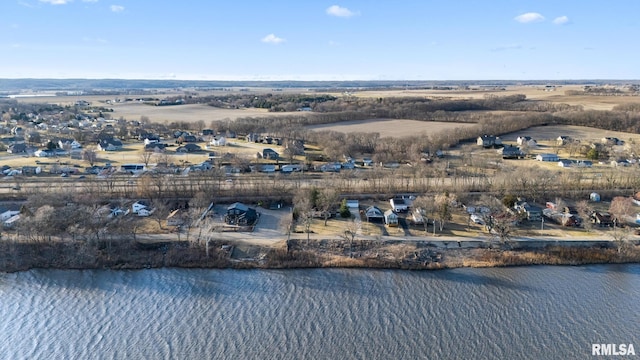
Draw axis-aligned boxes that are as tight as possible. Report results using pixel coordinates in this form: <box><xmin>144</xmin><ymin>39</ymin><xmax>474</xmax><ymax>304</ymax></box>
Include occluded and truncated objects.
<box><xmin>227</xmin><ymin>202</ymin><xmax>249</xmax><ymax>211</ymax></box>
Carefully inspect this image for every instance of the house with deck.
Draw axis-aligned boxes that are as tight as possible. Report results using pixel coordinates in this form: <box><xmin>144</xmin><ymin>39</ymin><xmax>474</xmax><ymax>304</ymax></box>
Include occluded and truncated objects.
<box><xmin>225</xmin><ymin>202</ymin><xmax>258</xmax><ymax>226</ymax></box>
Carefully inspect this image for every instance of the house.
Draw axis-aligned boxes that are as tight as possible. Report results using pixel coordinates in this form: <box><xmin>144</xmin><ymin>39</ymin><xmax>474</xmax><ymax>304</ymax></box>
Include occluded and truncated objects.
<box><xmin>499</xmin><ymin>145</ymin><xmax>524</xmax><ymax>159</ymax></box>
<box><xmin>182</xmin><ymin>135</ymin><xmax>198</xmax><ymax>143</ymax></box>
<box><xmin>536</xmin><ymin>153</ymin><xmax>559</xmax><ymax>162</ymax></box>
<box><xmin>7</xmin><ymin>143</ymin><xmax>28</xmax><ymax>154</ymax></box>
<box><xmin>58</xmin><ymin>138</ymin><xmax>82</xmax><ymax>149</ymax></box>
<box><xmin>246</xmin><ymin>133</ymin><xmax>260</xmax><ymax>142</ymax></box>
<box><xmin>383</xmin><ymin>209</ymin><xmax>399</xmax><ymax>227</ymax></box>
<box><xmin>201</xmin><ymin>129</ymin><xmax>215</xmax><ymax>136</ymax></box>
<box><xmin>3</xmin><ymin>214</ymin><xmax>20</xmax><ymax>229</ymax></box>
<box><xmin>558</xmin><ymin>160</ymin><xmax>573</xmax><ymax>168</ymax></box>
<box><xmin>411</xmin><ymin>208</ymin><xmax>426</xmax><ymax>225</ymax></box>
<box><xmin>557</xmin><ymin>136</ymin><xmax>571</xmax><ymax>146</ymax></box>
<box><xmin>591</xmin><ymin>211</ymin><xmax>614</xmax><ymax>227</ymax></box>
<box><xmin>516</xmin><ymin>136</ymin><xmax>532</xmax><ymax>146</ymax></box>
<box><xmin>280</xmin><ymin>164</ymin><xmax>302</xmax><ymax>173</ymax></box>
<box><xmin>225</xmin><ymin>202</ymin><xmax>258</xmax><ymax>226</ymax></box>
<box><xmin>210</xmin><ymin>136</ymin><xmax>227</xmax><ymax>146</ymax></box>
<box><xmin>320</xmin><ymin>163</ymin><xmax>341</xmax><ymax>172</ymax></box>
<box><xmin>345</xmin><ymin>200</ymin><xmax>359</xmax><ymax>211</ymax></box>
<box><xmin>145</xmin><ymin>143</ymin><xmax>167</xmax><ymax>152</ymax></box>
<box><xmin>132</xmin><ymin>201</ymin><xmax>149</xmax><ymax>214</ymax></box>
<box><xmin>34</xmin><ymin>149</ymin><xmax>65</xmax><ymax>157</ymax></box>
<box><xmin>176</xmin><ymin>144</ymin><xmax>202</xmax><ymax>153</ymax></box>
<box><xmin>390</xmin><ymin>197</ymin><xmax>409</xmax><ymax>212</ymax></box>
<box><xmin>365</xmin><ymin>206</ymin><xmax>384</xmax><ymax>222</ymax></box>
<box><xmin>611</xmin><ymin>159</ymin><xmax>630</xmax><ymax>167</ymax></box>
<box><xmin>602</xmin><ymin>137</ymin><xmax>624</xmax><ymax>146</ymax></box>
<box><xmin>143</xmin><ymin>136</ymin><xmax>160</xmax><ymax>145</ymax></box>
<box><xmin>0</xmin><ymin>207</ymin><xmax>21</xmax><ymax>222</ymax></box>
<box><xmin>477</xmin><ymin>135</ymin><xmax>502</xmax><ymax>148</ymax></box>
<box><xmin>576</xmin><ymin>160</ymin><xmax>593</xmax><ymax>168</ymax></box>
<box><xmin>262</xmin><ymin>148</ymin><xmax>279</xmax><ymax>160</ymax></box>
<box><xmin>97</xmin><ymin>138</ymin><xmax>123</xmax><ymax>151</ymax></box>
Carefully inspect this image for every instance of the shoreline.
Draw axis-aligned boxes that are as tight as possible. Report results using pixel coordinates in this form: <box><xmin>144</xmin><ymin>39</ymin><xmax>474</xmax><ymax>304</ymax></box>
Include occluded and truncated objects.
<box><xmin>1</xmin><ymin>237</ymin><xmax>639</xmax><ymax>273</ymax></box>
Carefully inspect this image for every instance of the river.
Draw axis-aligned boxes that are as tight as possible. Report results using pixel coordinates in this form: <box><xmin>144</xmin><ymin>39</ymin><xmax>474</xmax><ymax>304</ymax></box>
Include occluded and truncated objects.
<box><xmin>1</xmin><ymin>265</ymin><xmax>638</xmax><ymax>360</ymax></box>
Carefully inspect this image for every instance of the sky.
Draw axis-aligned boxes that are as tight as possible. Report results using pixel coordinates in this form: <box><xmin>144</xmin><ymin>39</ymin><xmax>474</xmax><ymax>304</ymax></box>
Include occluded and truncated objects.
<box><xmin>1</xmin><ymin>0</ymin><xmax>639</xmax><ymax>81</ymax></box>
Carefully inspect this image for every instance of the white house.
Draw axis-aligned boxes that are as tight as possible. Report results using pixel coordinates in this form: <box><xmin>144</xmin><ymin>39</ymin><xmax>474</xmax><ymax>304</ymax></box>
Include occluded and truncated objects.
<box><xmin>58</xmin><ymin>139</ymin><xmax>82</xmax><ymax>150</ymax></box>
<box><xmin>536</xmin><ymin>153</ymin><xmax>559</xmax><ymax>162</ymax></box>
<box><xmin>210</xmin><ymin>136</ymin><xmax>227</xmax><ymax>146</ymax></box>
<box><xmin>0</xmin><ymin>209</ymin><xmax>20</xmax><ymax>221</ymax></box>
<box><xmin>558</xmin><ymin>160</ymin><xmax>573</xmax><ymax>168</ymax></box>
<box><xmin>132</xmin><ymin>201</ymin><xmax>149</xmax><ymax>214</ymax></box>
<box><xmin>390</xmin><ymin>197</ymin><xmax>409</xmax><ymax>212</ymax></box>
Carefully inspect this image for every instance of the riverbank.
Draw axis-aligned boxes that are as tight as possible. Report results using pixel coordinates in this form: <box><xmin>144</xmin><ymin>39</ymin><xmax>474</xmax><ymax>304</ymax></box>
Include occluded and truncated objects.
<box><xmin>1</xmin><ymin>237</ymin><xmax>639</xmax><ymax>273</ymax></box>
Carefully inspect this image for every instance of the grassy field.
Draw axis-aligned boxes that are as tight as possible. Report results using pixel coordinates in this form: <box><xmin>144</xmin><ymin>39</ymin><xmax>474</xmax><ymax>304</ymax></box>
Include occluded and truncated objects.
<box><xmin>333</xmin><ymin>85</ymin><xmax>640</xmax><ymax>111</ymax></box>
<box><xmin>306</xmin><ymin>118</ymin><xmax>475</xmax><ymax>137</ymax></box>
<box><xmin>109</xmin><ymin>103</ymin><xmax>300</xmax><ymax>123</ymax></box>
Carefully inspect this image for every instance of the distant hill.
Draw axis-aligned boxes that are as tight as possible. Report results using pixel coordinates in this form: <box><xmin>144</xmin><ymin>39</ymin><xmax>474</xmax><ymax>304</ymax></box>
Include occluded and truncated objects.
<box><xmin>0</xmin><ymin>78</ymin><xmax>637</xmax><ymax>92</ymax></box>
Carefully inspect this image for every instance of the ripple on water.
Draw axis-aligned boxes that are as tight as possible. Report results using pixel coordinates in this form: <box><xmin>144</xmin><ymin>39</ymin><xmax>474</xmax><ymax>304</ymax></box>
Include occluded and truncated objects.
<box><xmin>0</xmin><ymin>265</ymin><xmax>638</xmax><ymax>360</ymax></box>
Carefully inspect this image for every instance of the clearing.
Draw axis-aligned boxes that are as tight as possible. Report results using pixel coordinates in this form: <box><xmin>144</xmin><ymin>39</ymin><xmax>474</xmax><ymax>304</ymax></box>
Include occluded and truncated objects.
<box><xmin>306</xmin><ymin>119</ymin><xmax>475</xmax><ymax>137</ymax></box>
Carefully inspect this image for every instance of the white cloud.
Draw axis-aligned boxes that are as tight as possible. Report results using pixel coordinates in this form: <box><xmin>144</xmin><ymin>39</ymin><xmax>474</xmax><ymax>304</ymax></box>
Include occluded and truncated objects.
<box><xmin>514</xmin><ymin>12</ymin><xmax>545</xmax><ymax>23</ymax></box>
<box><xmin>110</xmin><ymin>5</ymin><xmax>124</xmax><ymax>12</ymax></box>
<box><xmin>326</xmin><ymin>5</ymin><xmax>358</xmax><ymax>18</ymax></box>
<box><xmin>553</xmin><ymin>16</ymin><xmax>569</xmax><ymax>25</ymax></box>
<box><xmin>39</xmin><ymin>0</ymin><xmax>72</xmax><ymax>4</ymax></box>
<box><xmin>261</xmin><ymin>34</ymin><xmax>285</xmax><ymax>44</ymax></box>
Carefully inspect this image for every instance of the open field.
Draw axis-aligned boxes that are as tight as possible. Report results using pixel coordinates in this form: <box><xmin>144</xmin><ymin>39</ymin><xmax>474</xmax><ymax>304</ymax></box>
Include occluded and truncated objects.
<box><xmin>333</xmin><ymin>85</ymin><xmax>640</xmax><ymax>111</ymax></box>
<box><xmin>109</xmin><ymin>103</ymin><xmax>301</xmax><ymax>123</ymax></box>
<box><xmin>306</xmin><ymin>119</ymin><xmax>475</xmax><ymax>137</ymax></box>
<box><xmin>503</xmin><ymin>124</ymin><xmax>640</xmax><ymax>143</ymax></box>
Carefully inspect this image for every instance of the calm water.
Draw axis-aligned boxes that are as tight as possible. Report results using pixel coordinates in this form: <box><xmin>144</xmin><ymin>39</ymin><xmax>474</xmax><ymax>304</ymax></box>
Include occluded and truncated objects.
<box><xmin>0</xmin><ymin>265</ymin><xmax>638</xmax><ymax>360</ymax></box>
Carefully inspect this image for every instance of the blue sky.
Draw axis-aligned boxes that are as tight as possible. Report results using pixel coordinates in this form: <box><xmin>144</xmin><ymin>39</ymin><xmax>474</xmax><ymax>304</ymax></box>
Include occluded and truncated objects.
<box><xmin>1</xmin><ymin>0</ymin><xmax>639</xmax><ymax>80</ymax></box>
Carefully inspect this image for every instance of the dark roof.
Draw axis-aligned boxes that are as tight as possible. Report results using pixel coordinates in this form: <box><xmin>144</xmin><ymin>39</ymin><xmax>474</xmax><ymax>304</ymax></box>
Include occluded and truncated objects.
<box><xmin>227</xmin><ymin>202</ymin><xmax>249</xmax><ymax>211</ymax></box>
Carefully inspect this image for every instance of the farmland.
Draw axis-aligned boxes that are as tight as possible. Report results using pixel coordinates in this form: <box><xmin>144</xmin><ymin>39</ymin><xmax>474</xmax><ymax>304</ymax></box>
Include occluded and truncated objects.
<box><xmin>306</xmin><ymin>118</ymin><xmax>475</xmax><ymax>137</ymax></box>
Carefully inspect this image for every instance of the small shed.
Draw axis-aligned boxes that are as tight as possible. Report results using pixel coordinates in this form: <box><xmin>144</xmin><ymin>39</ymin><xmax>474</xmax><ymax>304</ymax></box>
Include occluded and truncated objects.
<box><xmin>590</xmin><ymin>192</ymin><xmax>601</xmax><ymax>202</ymax></box>
<box><xmin>384</xmin><ymin>209</ymin><xmax>399</xmax><ymax>227</ymax></box>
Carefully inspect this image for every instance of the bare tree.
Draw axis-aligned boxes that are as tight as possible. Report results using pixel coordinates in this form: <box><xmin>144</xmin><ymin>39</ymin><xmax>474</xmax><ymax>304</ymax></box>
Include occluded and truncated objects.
<box><xmin>434</xmin><ymin>192</ymin><xmax>456</xmax><ymax>232</ymax></box>
<box><xmin>480</xmin><ymin>195</ymin><xmax>516</xmax><ymax>247</ymax></box>
<box><xmin>318</xmin><ymin>188</ymin><xmax>339</xmax><ymax>226</ymax></box>
<box><xmin>293</xmin><ymin>189</ymin><xmax>313</xmax><ymax>243</ymax></box>
<box><xmin>140</xmin><ymin>151</ymin><xmax>154</xmax><ymax>167</ymax></box>
<box><xmin>83</xmin><ymin>146</ymin><xmax>98</xmax><ymax>167</ymax></box>
<box><xmin>609</xmin><ymin>196</ymin><xmax>634</xmax><ymax>226</ymax></box>
<box><xmin>340</xmin><ymin>218</ymin><xmax>361</xmax><ymax>257</ymax></box>
<box><xmin>576</xmin><ymin>200</ymin><xmax>594</xmax><ymax>232</ymax></box>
